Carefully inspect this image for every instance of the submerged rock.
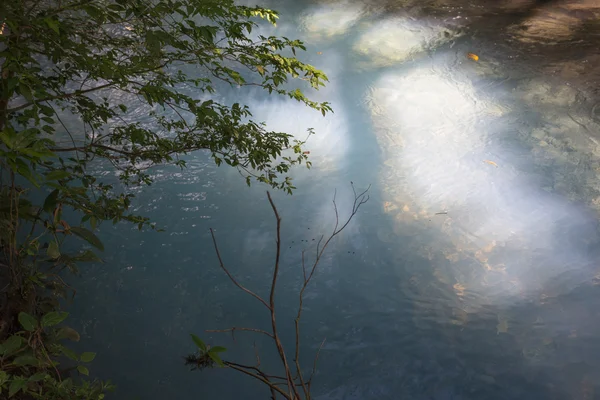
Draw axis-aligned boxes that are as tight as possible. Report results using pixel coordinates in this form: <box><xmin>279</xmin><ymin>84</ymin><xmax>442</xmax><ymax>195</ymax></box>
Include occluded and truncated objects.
<box><xmin>299</xmin><ymin>2</ymin><xmax>367</xmax><ymax>40</ymax></box>
<box><xmin>353</xmin><ymin>18</ymin><xmax>463</xmax><ymax>68</ymax></box>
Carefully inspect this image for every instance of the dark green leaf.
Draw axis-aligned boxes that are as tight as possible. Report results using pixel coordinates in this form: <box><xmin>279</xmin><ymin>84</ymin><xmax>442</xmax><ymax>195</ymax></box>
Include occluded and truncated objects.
<box><xmin>41</xmin><ymin>311</ymin><xmax>68</xmax><ymax>327</ymax></box>
<box><xmin>47</xmin><ymin>240</ymin><xmax>60</xmax><ymax>259</ymax></box>
<box><xmin>61</xmin><ymin>346</ymin><xmax>78</xmax><ymax>361</ymax></box>
<box><xmin>43</xmin><ymin>189</ymin><xmax>59</xmax><ymax>212</ymax></box>
<box><xmin>190</xmin><ymin>334</ymin><xmax>207</xmax><ymax>352</ymax></box>
<box><xmin>0</xmin><ymin>371</ymin><xmax>8</xmax><ymax>385</ymax></box>
<box><xmin>19</xmin><ymin>83</ymin><xmax>33</xmax><ymax>101</ymax></box>
<box><xmin>80</xmin><ymin>352</ymin><xmax>96</xmax><ymax>362</ymax></box>
<box><xmin>70</xmin><ymin>226</ymin><xmax>104</xmax><ymax>251</ymax></box>
<box><xmin>13</xmin><ymin>354</ymin><xmax>40</xmax><ymax>366</ymax></box>
<box><xmin>77</xmin><ymin>365</ymin><xmax>89</xmax><ymax>376</ymax></box>
<box><xmin>209</xmin><ymin>346</ymin><xmax>227</xmax><ymax>353</ymax></box>
<box><xmin>45</xmin><ymin>170</ymin><xmax>70</xmax><ymax>181</ymax></box>
<box><xmin>18</xmin><ymin>312</ymin><xmax>37</xmax><ymax>332</ymax></box>
<box><xmin>72</xmin><ymin>249</ymin><xmax>102</xmax><ymax>263</ymax></box>
<box><xmin>44</xmin><ymin>17</ymin><xmax>60</xmax><ymax>34</ymax></box>
<box><xmin>1</xmin><ymin>336</ymin><xmax>23</xmax><ymax>355</ymax></box>
<box><xmin>9</xmin><ymin>377</ymin><xmax>27</xmax><ymax>397</ymax></box>
<box><xmin>28</xmin><ymin>373</ymin><xmax>48</xmax><ymax>382</ymax></box>
<box><xmin>208</xmin><ymin>351</ymin><xmax>224</xmax><ymax>367</ymax></box>
<box><xmin>56</xmin><ymin>327</ymin><xmax>80</xmax><ymax>342</ymax></box>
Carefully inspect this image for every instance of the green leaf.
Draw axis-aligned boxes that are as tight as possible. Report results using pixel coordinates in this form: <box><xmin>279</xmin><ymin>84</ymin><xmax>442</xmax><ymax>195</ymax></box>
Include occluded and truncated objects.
<box><xmin>39</xmin><ymin>105</ymin><xmax>54</xmax><ymax>116</ymax></box>
<box><xmin>56</xmin><ymin>326</ymin><xmax>80</xmax><ymax>342</ymax></box>
<box><xmin>43</xmin><ymin>189</ymin><xmax>59</xmax><ymax>212</ymax></box>
<box><xmin>80</xmin><ymin>352</ymin><xmax>96</xmax><ymax>362</ymax></box>
<box><xmin>18</xmin><ymin>312</ymin><xmax>37</xmax><ymax>332</ymax></box>
<box><xmin>209</xmin><ymin>346</ymin><xmax>227</xmax><ymax>353</ymax></box>
<box><xmin>70</xmin><ymin>227</ymin><xmax>104</xmax><ymax>251</ymax></box>
<box><xmin>41</xmin><ymin>311</ymin><xmax>68</xmax><ymax>327</ymax></box>
<box><xmin>47</xmin><ymin>240</ymin><xmax>60</xmax><ymax>259</ymax></box>
<box><xmin>72</xmin><ymin>249</ymin><xmax>102</xmax><ymax>263</ymax></box>
<box><xmin>208</xmin><ymin>351</ymin><xmax>225</xmax><ymax>367</ymax></box>
<box><xmin>77</xmin><ymin>365</ymin><xmax>89</xmax><ymax>376</ymax></box>
<box><xmin>9</xmin><ymin>377</ymin><xmax>27</xmax><ymax>397</ymax></box>
<box><xmin>0</xmin><ymin>371</ymin><xmax>9</xmax><ymax>385</ymax></box>
<box><xmin>19</xmin><ymin>83</ymin><xmax>33</xmax><ymax>101</ymax></box>
<box><xmin>28</xmin><ymin>373</ymin><xmax>48</xmax><ymax>382</ymax></box>
<box><xmin>13</xmin><ymin>354</ymin><xmax>40</xmax><ymax>366</ymax></box>
<box><xmin>44</xmin><ymin>17</ymin><xmax>60</xmax><ymax>34</ymax></box>
<box><xmin>190</xmin><ymin>334</ymin><xmax>207</xmax><ymax>352</ymax></box>
<box><xmin>61</xmin><ymin>346</ymin><xmax>78</xmax><ymax>361</ymax></box>
<box><xmin>1</xmin><ymin>336</ymin><xmax>23</xmax><ymax>355</ymax></box>
<box><xmin>45</xmin><ymin>170</ymin><xmax>71</xmax><ymax>180</ymax></box>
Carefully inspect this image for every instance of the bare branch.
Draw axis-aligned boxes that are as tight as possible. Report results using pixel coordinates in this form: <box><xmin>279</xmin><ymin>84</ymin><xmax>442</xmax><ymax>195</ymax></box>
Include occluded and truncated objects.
<box><xmin>293</xmin><ymin>183</ymin><xmax>370</xmax><ymax>397</ymax></box>
<box><xmin>301</xmin><ymin>250</ymin><xmax>306</xmax><ymax>283</ymax></box>
<box><xmin>209</xmin><ymin>228</ymin><xmax>271</xmax><ymax>310</ymax></box>
<box><xmin>225</xmin><ymin>362</ymin><xmax>290</xmax><ymax>399</ymax></box>
<box><xmin>307</xmin><ymin>338</ymin><xmax>326</xmax><ymax>390</ymax></box>
<box><xmin>204</xmin><ymin>185</ymin><xmax>369</xmax><ymax>399</ymax></box>
<box><xmin>254</xmin><ymin>342</ymin><xmax>261</xmax><ymax>368</ymax></box>
<box><xmin>206</xmin><ymin>327</ymin><xmax>274</xmax><ymax>339</ymax></box>
<box><xmin>266</xmin><ymin>191</ymin><xmax>299</xmax><ymax>398</ymax></box>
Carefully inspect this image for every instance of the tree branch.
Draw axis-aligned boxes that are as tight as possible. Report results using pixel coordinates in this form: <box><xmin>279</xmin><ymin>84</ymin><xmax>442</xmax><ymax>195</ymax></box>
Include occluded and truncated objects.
<box><xmin>206</xmin><ymin>327</ymin><xmax>274</xmax><ymax>340</ymax></box>
<box><xmin>7</xmin><ymin>82</ymin><xmax>116</xmax><ymax>114</ymax></box>
<box><xmin>266</xmin><ymin>191</ymin><xmax>300</xmax><ymax>398</ymax></box>
<box><xmin>224</xmin><ymin>361</ymin><xmax>290</xmax><ymax>399</ymax></box>
<box><xmin>209</xmin><ymin>228</ymin><xmax>271</xmax><ymax>310</ymax></box>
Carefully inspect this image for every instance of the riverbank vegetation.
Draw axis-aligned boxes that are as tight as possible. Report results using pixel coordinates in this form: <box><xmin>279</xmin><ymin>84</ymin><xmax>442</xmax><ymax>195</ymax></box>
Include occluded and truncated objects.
<box><xmin>0</xmin><ymin>0</ymin><xmax>331</xmax><ymax>397</ymax></box>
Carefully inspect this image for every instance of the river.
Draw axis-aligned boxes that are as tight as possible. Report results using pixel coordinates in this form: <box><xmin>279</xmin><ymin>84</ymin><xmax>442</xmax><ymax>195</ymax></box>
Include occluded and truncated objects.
<box><xmin>69</xmin><ymin>0</ymin><xmax>600</xmax><ymax>399</ymax></box>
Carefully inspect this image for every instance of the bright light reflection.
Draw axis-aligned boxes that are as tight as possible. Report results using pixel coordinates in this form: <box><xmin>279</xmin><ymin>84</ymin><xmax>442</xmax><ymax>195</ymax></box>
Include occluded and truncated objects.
<box><xmin>368</xmin><ymin>68</ymin><xmax>595</xmax><ymax>304</ymax></box>
<box><xmin>300</xmin><ymin>2</ymin><xmax>365</xmax><ymax>40</ymax></box>
<box><xmin>354</xmin><ymin>18</ymin><xmax>460</xmax><ymax>68</ymax></box>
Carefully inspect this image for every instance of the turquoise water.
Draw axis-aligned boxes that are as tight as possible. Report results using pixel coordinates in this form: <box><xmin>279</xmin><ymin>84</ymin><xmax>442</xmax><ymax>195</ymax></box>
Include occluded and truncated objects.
<box><xmin>69</xmin><ymin>1</ymin><xmax>600</xmax><ymax>399</ymax></box>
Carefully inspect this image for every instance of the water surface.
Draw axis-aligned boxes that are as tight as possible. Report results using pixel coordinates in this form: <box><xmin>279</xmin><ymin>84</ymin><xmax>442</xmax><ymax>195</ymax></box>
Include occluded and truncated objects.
<box><xmin>70</xmin><ymin>1</ymin><xmax>600</xmax><ymax>399</ymax></box>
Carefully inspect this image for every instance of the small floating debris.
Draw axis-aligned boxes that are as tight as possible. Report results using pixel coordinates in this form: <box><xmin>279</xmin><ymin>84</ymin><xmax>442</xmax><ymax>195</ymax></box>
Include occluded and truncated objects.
<box><xmin>467</xmin><ymin>52</ymin><xmax>479</xmax><ymax>61</ymax></box>
<box><xmin>434</xmin><ymin>211</ymin><xmax>448</xmax><ymax>215</ymax></box>
<box><xmin>496</xmin><ymin>315</ymin><xmax>509</xmax><ymax>334</ymax></box>
<box><xmin>317</xmin><ymin>52</ymin><xmax>323</xmax><ymax>55</ymax></box>
<box><xmin>483</xmin><ymin>160</ymin><xmax>498</xmax><ymax>167</ymax></box>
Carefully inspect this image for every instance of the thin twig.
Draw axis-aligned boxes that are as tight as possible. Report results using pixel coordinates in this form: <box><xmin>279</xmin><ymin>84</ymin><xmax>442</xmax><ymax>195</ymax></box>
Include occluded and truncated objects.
<box><xmin>225</xmin><ymin>362</ymin><xmax>290</xmax><ymax>399</ymax></box>
<box><xmin>307</xmin><ymin>338</ymin><xmax>326</xmax><ymax>390</ymax></box>
<box><xmin>209</xmin><ymin>228</ymin><xmax>270</xmax><ymax>310</ymax></box>
<box><xmin>293</xmin><ymin>183</ymin><xmax>370</xmax><ymax>398</ymax></box>
<box><xmin>254</xmin><ymin>342</ymin><xmax>261</xmax><ymax>367</ymax></box>
<box><xmin>206</xmin><ymin>327</ymin><xmax>274</xmax><ymax>339</ymax></box>
<box><xmin>301</xmin><ymin>250</ymin><xmax>306</xmax><ymax>283</ymax></box>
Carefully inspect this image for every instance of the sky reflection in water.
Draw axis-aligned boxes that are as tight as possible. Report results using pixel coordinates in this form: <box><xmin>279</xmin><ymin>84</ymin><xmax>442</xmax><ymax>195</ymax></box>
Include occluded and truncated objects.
<box><xmin>70</xmin><ymin>1</ymin><xmax>600</xmax><ymax>399</ymax></box>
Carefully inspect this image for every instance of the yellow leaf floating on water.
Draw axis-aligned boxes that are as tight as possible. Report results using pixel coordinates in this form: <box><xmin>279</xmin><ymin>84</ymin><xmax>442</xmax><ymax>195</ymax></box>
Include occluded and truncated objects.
<box><xmin>317</xmin><ymin>51</ymin><xmax>323</xmax><ymax>55</ymax></box>
<box><xmin>453</xmin><ymin>283</ymin><xmax>466</xmax><ymax>297</ymax></box>
<box><xmin>467</xmin><ymin>52</ymin><xmax>479</xmax><ymax>61</ymax></box>
<box><xmin>483</xmin><ymin>160</ymin><xmax>498</xmax><ymax>167</ymax></box>
<box><xmin>496</xmin><ymin>315</ymin><xmax>509</xmax><ymax>334</ymax></box>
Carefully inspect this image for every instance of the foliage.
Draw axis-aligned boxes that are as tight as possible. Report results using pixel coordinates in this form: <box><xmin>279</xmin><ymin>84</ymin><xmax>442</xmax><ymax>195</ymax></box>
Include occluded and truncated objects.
<box><xmin>1</xmin><ymin>0</ymin><xmax>331</xmax><ymax>397</ymax></box>
<box><xmin>188</xmin><ymin>185</ymin><xmax>370</xmax><ymax>399</ymax></box>
<box><xmin>184</xmin><ymin>334</ymin><xmax>226</xmax><ymax>370</ymax></box>
<box><xmin>0</xmin><ymin>311</ymin><xmax>112</xmax><ymax>399</ymax></box>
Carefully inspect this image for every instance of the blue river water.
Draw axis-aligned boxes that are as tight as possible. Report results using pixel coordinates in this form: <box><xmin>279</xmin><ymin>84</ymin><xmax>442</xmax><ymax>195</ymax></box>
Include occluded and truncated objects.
<box><xmin>68</xmin><ymin>0</ymin><xmax>600</xmax><ymax>399</ymax></box>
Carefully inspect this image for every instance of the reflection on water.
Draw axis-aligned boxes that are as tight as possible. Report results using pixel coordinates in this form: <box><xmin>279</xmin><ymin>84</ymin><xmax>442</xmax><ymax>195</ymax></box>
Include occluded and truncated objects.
<box><xmin>70</xmin><ymin>0</ymin><xmax>600</xmax><ymax>399</ymax></box>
